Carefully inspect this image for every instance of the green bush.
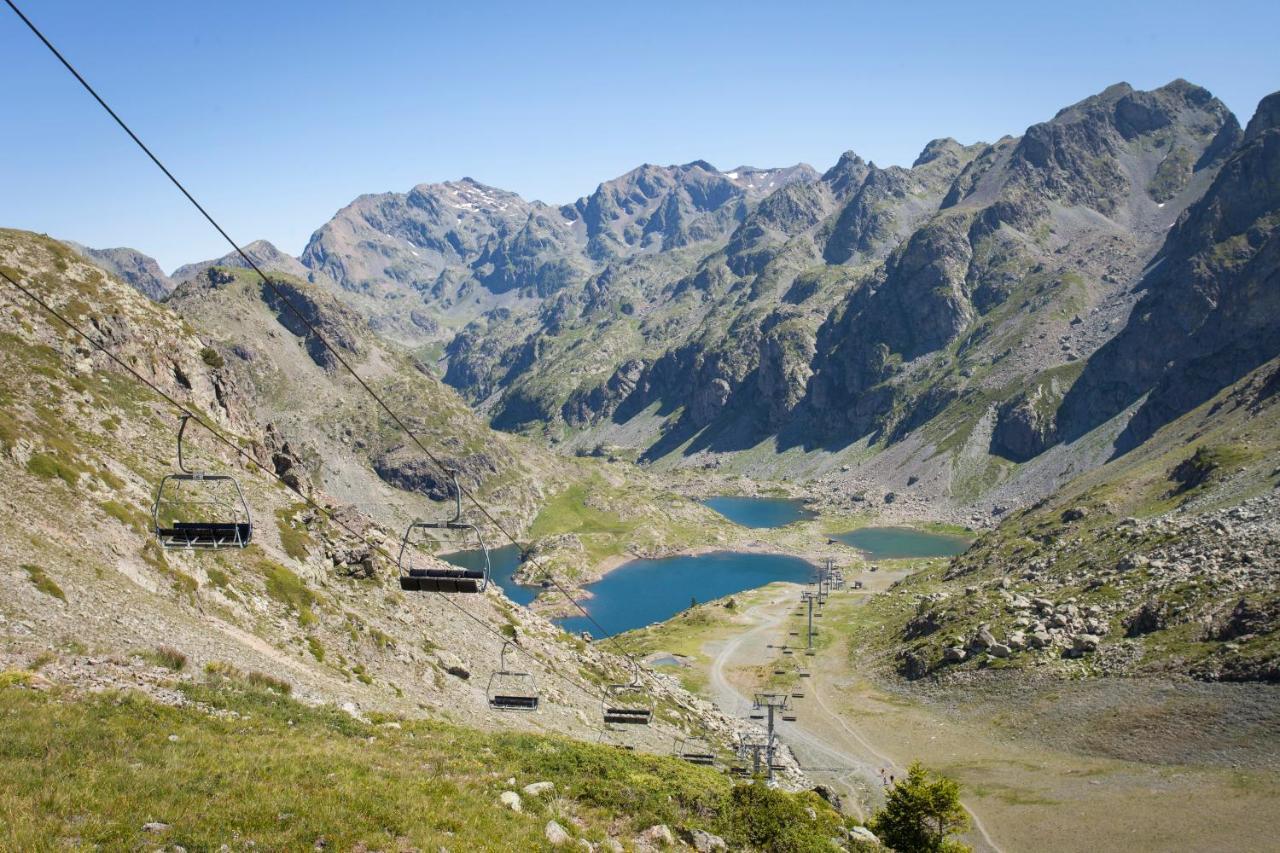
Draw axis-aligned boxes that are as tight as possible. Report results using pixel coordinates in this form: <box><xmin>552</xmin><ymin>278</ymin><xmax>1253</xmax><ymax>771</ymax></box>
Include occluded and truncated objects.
<box><xmin>717</xmin><ymin>783</ymin><xmax>847</xmax><ymax>852</ymax></box>
<box><xmin>200</xmin><ymin>346</ymin><xmax>225</xmax><ymax>369</ymax></box>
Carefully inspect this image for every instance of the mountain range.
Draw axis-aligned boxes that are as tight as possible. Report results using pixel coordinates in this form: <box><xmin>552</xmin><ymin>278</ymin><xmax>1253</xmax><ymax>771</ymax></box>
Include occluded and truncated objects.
<box><xmin>82</xmin><ymin>79</ymin><xmax>1278</xmax><ymax>528</ymax></box>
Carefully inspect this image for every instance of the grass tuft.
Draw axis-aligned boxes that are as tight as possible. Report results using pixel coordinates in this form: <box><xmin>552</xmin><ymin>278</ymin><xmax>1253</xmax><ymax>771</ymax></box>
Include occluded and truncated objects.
<box><xmin>21</xmin><ymin>563</ymin><xmax>65</xmax><ymax>601</ymax></box>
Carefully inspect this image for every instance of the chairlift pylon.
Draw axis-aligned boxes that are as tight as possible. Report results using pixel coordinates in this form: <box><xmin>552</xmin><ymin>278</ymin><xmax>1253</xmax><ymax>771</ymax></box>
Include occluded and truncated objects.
<box><xmin>487</xmin><ymin>641</ymin><xmax>539</xmax><ymax>711</ymax></box>
<box><xmin>152</xmin><ymin>415</ymin><xmax>252</xmax><ymax>549</ymax></box>
<box><xmin>398</xmin><ymin>469</ymin><xmax>489</xmax><ymax>594</ymax></box>
<box><xmin>602</xmin><ymin>658</ymin><xmax>653</xmax><ymax>725</ymax></box>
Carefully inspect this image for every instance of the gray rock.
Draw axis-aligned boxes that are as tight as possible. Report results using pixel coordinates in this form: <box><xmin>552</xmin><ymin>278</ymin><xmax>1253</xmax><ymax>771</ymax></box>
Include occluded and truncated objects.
<box><xmin>638</xmin><ymin>824</ymin><xmax>674</xmax><ymax>847</ymax></box>
<box><xmin>434</xmin><ymin>650</ymin><xmax>471</xmax><ymax>680</ymax></box>
<box><xmin>545</xmin><ymin>820</ymin><xmax>572</xmax><ymax>846</ymax></box>
<box><xmin>849</xmin><ymin>825</ymin><xmax>881</xmax><ymax>845</ymax></box>
<box><xmin>499</xmin><ymin>791</ymin><xmax>521</xmax><ymax>812</ymax></box>
<box><xmin>943</xmin><ymin>646</ymin><xmax>967</xmax><ymax>663</ymax></box>
<box><xmin>1072</xmin><ymin>634</ymin><xmax>1100</xmax><ymax>653</ymax></box>
<box><xmin>691</xmin><ymin>828</ymin><xmax>728</xmax><ymax>851</ymax></box>
<box><xmin>142</xmin><ymin>822</ymin><xmax>171</xmax><ymax>833</ymax></box>
<box><xmin>522</xmin><ymin>781</ymin><xmax>555</xmax><ymax>797</ymax></box>
<box><xmin>988</xmin><ymin>643</ymin><xmax>1012</xmax><ymax>658</ymax></box>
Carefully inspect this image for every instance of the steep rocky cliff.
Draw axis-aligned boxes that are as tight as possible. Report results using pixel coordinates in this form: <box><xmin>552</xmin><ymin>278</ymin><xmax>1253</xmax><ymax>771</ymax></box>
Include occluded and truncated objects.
<box><xmin>1059</xmin><ymin>91</ymin><xmax>1280</xmax><ymax>452</ymax></box>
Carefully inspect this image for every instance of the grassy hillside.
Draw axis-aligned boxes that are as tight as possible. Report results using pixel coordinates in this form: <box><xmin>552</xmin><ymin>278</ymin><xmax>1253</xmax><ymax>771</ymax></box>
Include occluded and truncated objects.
<box><xmin>0</xmin><ymin>675</ymin><xmax>857</xmax><ymax>851</ymax></box>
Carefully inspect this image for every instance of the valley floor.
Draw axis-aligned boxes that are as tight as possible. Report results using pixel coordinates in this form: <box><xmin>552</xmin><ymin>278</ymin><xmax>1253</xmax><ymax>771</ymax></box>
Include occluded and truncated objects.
<box><xmin>626</xmin><ymin>567</ymin><xmax>1280</xmax><ymax>853</ymax></box>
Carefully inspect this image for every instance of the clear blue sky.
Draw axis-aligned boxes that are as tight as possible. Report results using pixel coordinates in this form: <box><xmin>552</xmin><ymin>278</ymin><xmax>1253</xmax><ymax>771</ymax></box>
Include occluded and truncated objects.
<box><xmin>3</xmin><ymin>0</ymin><xmax>1277</xmax><ymax>272</ymax></box>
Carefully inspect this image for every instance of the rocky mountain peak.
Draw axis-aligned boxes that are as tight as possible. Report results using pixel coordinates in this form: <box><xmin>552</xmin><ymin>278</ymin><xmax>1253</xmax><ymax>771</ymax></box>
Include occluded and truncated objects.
<box><xmin>913</xmin><ymin>137</ymin><xmax>965</xmax><ymax>167</ymax></box>
<box><xmin>821</xmin><ymin>150</ymin><xmax>870</xmax><ymax>197</ymax></box>
<box><xmin>63</xmin><ymin>242</ymin><xmax>174</xmax><ymax>301</ymax></box>
<box><xmin>172</xmin><ymin>238</ymin><xmax>312</xmax><ymax>285</ymax></box>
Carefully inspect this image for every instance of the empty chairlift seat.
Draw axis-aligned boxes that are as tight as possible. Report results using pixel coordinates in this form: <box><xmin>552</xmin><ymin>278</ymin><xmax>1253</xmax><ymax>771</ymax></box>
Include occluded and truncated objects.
<box><xmin>487</xmin><ymin>641</ymin><xmax>539</xmax><ymax>711</ymax></box>
<box><xmin>397</xmin><ymin>470</ymin><xmax>490</xmax><ymax>594</ymax></box>
<box><xmin>603</xmin><ymin>661</ymin><xmax>653</xmax><ymax>725</ymax></box>
<box><xmin>673</xmin><ymin>737</ymin><xmax>716</xmax><ymax>766</ymax></box>
<box><xmin>153</xmin><ymin>416</ymin><xmax>253</xmax><ymax>550</ymax></box>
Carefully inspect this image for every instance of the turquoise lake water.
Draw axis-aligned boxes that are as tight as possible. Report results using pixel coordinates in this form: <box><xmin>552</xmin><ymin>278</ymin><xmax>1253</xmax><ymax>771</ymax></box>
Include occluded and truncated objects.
<box><xmin>834</xmin><ymin>526</ymin><xmax>970</xmax><ymax>559</ymax></box>
<box><xmin>702</xmin><ymin>496</ymin><xmax>816</xmax><ymax>528</ymax></box>
<box><xmin>557</xmin><ymin>550</ymin><xmax>816</xmax><ymax>638</ymax></box>
<box><xmin>442</xmin><ymin>544</ymin><xmax>537</xmax><ymax>606</ymax></box>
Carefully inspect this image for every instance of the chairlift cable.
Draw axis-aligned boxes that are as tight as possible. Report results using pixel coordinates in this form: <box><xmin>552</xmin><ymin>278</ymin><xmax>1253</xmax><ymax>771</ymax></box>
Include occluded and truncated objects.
<box><xmin>0</xmin><ymin>267</ymin><xmax>611</xmax><ymax>712</ymax></box>
<box><xmin>4</xmin><ymin>0</ymin><xmax>705</xmax><ymax>721</ymax></box>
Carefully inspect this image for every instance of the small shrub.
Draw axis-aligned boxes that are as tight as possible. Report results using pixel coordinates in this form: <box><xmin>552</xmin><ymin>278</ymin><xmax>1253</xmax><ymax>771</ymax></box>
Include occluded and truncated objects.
<box><xmin>206</xmin><ymin>567</ymin><xmax>231</xmax><ymax>589</ymax></box>
<box><xmin>21</xmin><ymin>564</ymin><xmax>65</xmax><ymax>601</ymax></box>
<box><xmin>145</xmin><ymin>646</ymin><xmax>188</xmax><ymax>671</ymax></box>
<box><xmin>96</xmin><ymin>467</ymin><xmax>125</xmax><ymax>491</ymax></box>
<box><xmin>307</xmin><ymin>635</ymin><xmax>325</xmax><ymax>662</ymax></box>
<box><xmin>26</xmin><ymin>452</ymin><xmax>81</xmax><ymax>487</ymax></box>
<box><xmin>200</xmin><ymin>347</ymin><xmax>225</xmax><ymax>369</ymax></box>
<box><xmin>260</xmin><ymin>559</ymin><xmax>317</xmax><ymax>626</ymax></box>
<box><xmin>0</xmin><ymin>670</ymin><xmax>33</xmax><ymax>688</ymax></box>
<box><xmin>204</xmin><ymin>660</ymin><xmax>240</xmax><ymax>679</ymax></box>
<box><xmin>274</xmin><ymin>507</ymin><xmax>313</xmax><ymax>562</ymax></box>
<box><xmin>246</xmin><ymin>671</ymin><xmax>292</xmax><ymax>694</ymax></box>
<box><xmin>100</xmin><ymin>500</ymin><xmax>146</xmax><ymax>533</ymax></box>
<box><xmin>28</xmin><ymin>652</ymin><xmax>56</xmax><ymax>671</ymax></box>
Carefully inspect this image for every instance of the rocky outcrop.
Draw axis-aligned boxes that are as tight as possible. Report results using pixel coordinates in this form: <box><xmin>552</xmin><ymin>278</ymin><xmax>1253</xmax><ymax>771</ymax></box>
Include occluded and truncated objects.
<box><xmin>1059</xmin><ymin>89</ymin><xmax>1280</xmax><ymax>450</ymax></box>
<box><xmin>991</xmin><ymin>382</ymin><xmax>1064</xmax><ymax>462</ymax></box>
<box><xmin>64</xmin><ymin>242</ymin><xmax>174</xmax><ymax>301</ymax></box>
<box><xmin>257</xmin><ymin>273</ymin><xmax>365</xmax><ymax>372</ymax></box>
<box><xmin>561</xmin><ymin>359</ymin><xmax>646</xmax><ymax>427</ymax></box>
<box><xmin>371</xmin><ymin>447</ymin><xmax>501</xmax><ymax>501</ymax></box>
<box><xmin>171</xmin><ymin>239</ymin><xmax>313</xmax><ymax>286</ymax></box>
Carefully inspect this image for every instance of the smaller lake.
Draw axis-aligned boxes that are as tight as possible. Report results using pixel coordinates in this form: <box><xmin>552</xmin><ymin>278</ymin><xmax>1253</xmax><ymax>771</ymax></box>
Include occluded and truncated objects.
<box><xmin>442</xmin><ymin>544</ymin><xmax>538</xmax><ymax>606</ymax></box>
<box><xmin>703</xmin><ymin>496</ymin><xmax>816</xmax><ymax>529</ymax></box>
<box><xmin>557</xmin><ymin>550</ymin><xmax>815</xmax><ymax>637</ymax></box>
<box><xmin>835</xmin><ymin>526</ymin><xmax>970</xmax><ymax>560</ymax></box>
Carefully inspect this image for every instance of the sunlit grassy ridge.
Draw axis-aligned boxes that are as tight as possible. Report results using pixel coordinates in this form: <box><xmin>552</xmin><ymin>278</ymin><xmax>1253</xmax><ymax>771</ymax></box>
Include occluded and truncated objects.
<box><xmin>0</xmin><ymin>679</ymin><xmax>853</xmax><ymax>851</ymax></box>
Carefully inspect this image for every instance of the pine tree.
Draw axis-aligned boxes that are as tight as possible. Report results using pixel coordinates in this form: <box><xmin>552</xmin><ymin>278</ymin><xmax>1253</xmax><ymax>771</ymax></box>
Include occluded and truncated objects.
<box><xmin>869</xmin><ymin>762</ymin><xmax>971</xmax><ymax>852</ymax></box>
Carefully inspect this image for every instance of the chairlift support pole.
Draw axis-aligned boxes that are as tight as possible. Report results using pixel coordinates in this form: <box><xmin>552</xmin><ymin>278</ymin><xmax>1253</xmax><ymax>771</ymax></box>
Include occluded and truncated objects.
<box><xmin>752</xmin><ymin>692</ymin><xmax>792</xmax><ymax>784</ymax></box>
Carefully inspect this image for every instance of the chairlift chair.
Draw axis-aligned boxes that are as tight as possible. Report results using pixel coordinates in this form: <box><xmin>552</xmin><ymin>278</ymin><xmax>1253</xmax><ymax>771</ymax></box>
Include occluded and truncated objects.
<box><xmin>781</xmin><ymin>714</ymin><xmax>797</xmax><ymax>722</ymax></box>
<box><xmin>487</xmin><ymin>641</ymin><xmax>539</xmax><ymax>711</ymax></box>
<box><xmin>602</xmin><ymin>659</ymin><xmax>653</xmax><ymax>725</ymax></box>
<box><xmin>153</xmin><ymin>415</ymin><xmax>252</xmax><ymax>549</ymax></box>
<box><xmin>672</xmin><ymin>736</ymin><xmax>716</xmax><ymax>766</ymax></box>
<box><xmin>398</xmin><ymin>469</ymin><xmax>489</xmax><ymax>594</ymax></box>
